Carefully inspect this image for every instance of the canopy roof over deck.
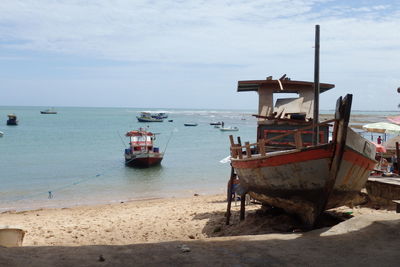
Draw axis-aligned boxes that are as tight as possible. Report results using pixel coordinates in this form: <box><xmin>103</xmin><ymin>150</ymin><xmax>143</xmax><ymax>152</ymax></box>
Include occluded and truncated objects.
<box><xmin>237</xmin><ymin>76</ymin><xmax>335</xmax><ymax>120</ymax></box>
<box><xmin>237</xmin><ymin>77</ymin><xmax>334</xmax><ymax>93</ymax></box>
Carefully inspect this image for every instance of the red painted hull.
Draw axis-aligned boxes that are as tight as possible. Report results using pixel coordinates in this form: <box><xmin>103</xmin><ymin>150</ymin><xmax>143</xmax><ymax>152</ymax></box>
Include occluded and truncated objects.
<box><xmin>125</xmin><ymin>153</ymin><xmax>163</xmax><ymax>168</ymax></box>
<box><xmin>231</xmin><ymin>128</ymin><xmax>377</xmax><ymax>226</ymax></box>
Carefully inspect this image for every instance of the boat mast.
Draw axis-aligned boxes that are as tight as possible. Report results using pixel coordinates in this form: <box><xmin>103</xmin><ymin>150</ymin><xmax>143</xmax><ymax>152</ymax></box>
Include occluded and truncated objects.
<box><xmin>313</xmin><ymin>25</ymin><xmax>320</xmax><ymax>145</ymax></box>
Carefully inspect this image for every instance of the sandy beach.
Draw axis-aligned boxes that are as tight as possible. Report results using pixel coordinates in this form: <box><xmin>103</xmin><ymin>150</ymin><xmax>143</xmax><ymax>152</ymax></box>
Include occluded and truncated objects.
<box><xmin>1</xmin><ymin>194</ymin><xmax>399</xmax><ymax>266</ymax></box>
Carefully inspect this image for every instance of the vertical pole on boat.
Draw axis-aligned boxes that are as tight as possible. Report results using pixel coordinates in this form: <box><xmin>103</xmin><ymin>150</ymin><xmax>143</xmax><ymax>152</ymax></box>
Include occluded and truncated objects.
<box><xmin>313</xmin><ymin>24</ymin><xmax>320</xmax><ymax>145</ymax></box>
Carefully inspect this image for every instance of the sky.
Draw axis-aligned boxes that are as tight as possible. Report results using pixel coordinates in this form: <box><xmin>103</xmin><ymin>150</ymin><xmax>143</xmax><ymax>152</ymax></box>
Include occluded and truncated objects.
<box><xmin>0</xmin><ymin>0</ymin><xmax>399</xmax><ymax>110</ymax></box>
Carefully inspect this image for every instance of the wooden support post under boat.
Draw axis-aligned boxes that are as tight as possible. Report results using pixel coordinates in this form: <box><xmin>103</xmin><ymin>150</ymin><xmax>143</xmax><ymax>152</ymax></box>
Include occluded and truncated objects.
<box><xmin>240</xmin><ymin>193</ymin><xmax>246</xmax><ymax>221</ymax></box>
<box><xmin>396</xmin><ymin>142</ymin><xmax>400</xmax><ymax>174</ymax></box>
<box><xmin>226</xmin><ymin>166</ymin><xmax>236</xmax><ymax>225</ymax></box>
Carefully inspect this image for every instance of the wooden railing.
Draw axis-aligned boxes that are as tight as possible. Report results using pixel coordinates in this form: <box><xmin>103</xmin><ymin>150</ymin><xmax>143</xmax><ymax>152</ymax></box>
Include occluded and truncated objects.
<box><xmin>229</xmin><ymin>119</ymin><xmax>336</xmax><ymax>159</ymax></box>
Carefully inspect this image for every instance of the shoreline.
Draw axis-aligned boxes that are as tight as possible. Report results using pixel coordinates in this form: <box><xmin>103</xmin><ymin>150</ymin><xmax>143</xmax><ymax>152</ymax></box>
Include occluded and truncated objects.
<box><xmin>0</xmin><ymin>186</ymin><xmax>227</xmax><ymax>214</ymax></box>
<box><xmin>1</xmin><ymin>193</ymin><xmax>398</xmax><ymax>246</ymax></box>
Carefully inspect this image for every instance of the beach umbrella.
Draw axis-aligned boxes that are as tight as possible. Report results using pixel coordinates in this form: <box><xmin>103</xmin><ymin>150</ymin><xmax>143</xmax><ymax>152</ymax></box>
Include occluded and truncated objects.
<box><xmin>372</xmin><ymin>142</ymin><xmax>387</xmax><ymax>153</ymax></box>
<box><xmin>362</xmin><ymin>122</ymin><xmax>400</xmax><ymax>134</ymax></box>
<box><xmin>387</xmin><ymin>115</ymin><xmax>400</xmax><ymax>125</ymax></box>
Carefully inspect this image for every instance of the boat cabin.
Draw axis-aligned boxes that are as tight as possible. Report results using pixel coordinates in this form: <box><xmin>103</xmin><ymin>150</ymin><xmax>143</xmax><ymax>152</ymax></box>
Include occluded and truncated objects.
<box><xmin>238</xmin><ymin>75</ymin><xmax>334</xmax><ymax>150</ymax></box>
<box><xmin>126</xmin><ymin>130</ymin><xmax>156</xmax><ymax>152</ymax></box>
<box><xmin>6</xmin><ymin>114</ymin><xmax>18</xmax><ymax>126</ymax></box>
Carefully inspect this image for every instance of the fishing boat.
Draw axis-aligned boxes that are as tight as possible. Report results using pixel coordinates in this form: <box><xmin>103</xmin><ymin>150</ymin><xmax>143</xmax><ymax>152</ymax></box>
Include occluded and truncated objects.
<box><xmin>228</xmin><ymin>77</ymin><xmax>376</xmax><ymax>227</ymax></box>
<box><xmin>210</xmin><ymin>122</ymin><xmax>222</xmax><ymax>126</ymax></box>
<box><xmin>124</xmin><ymin>128</ymin><xmax>163</xmax><ymax>167</ymax></box>
<box><xmin>40</xmin><ymin>108</ymin><xmax>57</xmax><ymax>114</ymax></box>
<box><xmin>6</xmin><ymin>114</ymin><xmax>18</xmax><ymax>126</ymax></box>
<box><xmin>151</xmin><ymin>112</ymin><xmax>168</xmax><ymax>119</ymax></box>
<box><xmin>184</xmin><ymin>122</ymin><xmax>198</xmax><ymax>126</ymax></box>
<box><xmin>220</xmin><ymin>126</ymin><xmax>239</xmax><ymax>132</ymax></box>
<box><xmin>137</xmin><ymin>112</ymin><xmax>163</xmax><ymax>122</ymax></box>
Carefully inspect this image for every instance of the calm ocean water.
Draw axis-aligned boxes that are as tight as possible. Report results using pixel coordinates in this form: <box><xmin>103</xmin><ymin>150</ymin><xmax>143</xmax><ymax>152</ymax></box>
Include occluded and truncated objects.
<box><xmin>0</xmin><ymin>106</ymin><xmax>257</xmax><ymax>212</ymax></box>
<box><xmin>0</xmin><ymin>106</ymin><xmax>398</xmax><ymax>212</ymax></box>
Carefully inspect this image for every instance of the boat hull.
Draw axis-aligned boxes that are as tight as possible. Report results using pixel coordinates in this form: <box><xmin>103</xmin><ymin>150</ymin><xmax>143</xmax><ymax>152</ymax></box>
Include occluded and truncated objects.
<box><xmin>40</xmin><ymin>111</ymin><xmax>57</xmax><ymax>114</ymax></box>
<box><xmin>125</xmin><ymin>153</ymin><xmax>163</xmax><ymax>168</ymax></box>
<box><xmin>137</xmin><ymin>117</ymin><xmax>163</xmax><ymax>122</ymax></box>
<box><xmin>6</xmin><ymin>120</ymin><xmax>18</xmax><ymax>126</ymax></box>
<box><xmin>232</xmin><ymin>130</ymin><xmax>376</xmax><ymax>226</ymax></box>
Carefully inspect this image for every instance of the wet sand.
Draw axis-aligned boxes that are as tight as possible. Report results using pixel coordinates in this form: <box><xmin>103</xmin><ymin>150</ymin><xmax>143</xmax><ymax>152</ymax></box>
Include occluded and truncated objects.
<box><xmin>0</xmin><ymin>194</ymin><xmax>399</xmax><ymax>266</ymax></box>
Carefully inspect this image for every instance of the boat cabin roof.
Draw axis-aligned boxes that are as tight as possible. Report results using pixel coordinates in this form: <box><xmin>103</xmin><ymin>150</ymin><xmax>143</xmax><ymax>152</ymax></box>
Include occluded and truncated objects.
<box><xmin>126</xmin><ymin>130</ymin><xmax>154</xmax><ymax>137</ymax></box>
<box><xmin>237</xmin><ymin>76</ymin><xmax>335</xmax><ymax>121</ymax></box>
<box><xmin>237</xmin><ymin>77</ymin><xmax>334</xmax><ymax>94</ymax></box>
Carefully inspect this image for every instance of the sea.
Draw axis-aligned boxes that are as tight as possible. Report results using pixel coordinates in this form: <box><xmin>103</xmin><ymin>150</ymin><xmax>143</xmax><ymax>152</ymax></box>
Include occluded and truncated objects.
<box><xmin>0</xmin><ymin>106</ymin><xmax>398</xmax><ymax>212</ymax></box>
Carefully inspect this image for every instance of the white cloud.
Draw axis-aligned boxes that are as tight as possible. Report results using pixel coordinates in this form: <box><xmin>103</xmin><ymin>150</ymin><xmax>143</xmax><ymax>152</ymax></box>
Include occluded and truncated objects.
<box><xmin>0</xmin><ymin>0</ymin><xmax>399</xmax><ymax>110</ymax></box>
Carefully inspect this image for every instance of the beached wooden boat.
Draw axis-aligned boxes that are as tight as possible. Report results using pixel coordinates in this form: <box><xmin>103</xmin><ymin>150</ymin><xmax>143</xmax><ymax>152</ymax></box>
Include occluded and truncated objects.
<box><xmin>6</xmin><ymin>114</ymin><xmax>18</xmax><ymax>126</ymax></box>
<box><xmin>228</xmin><ymin>77</ymin><xmax>376</xmax><ymax>227</ymax></box>
<box><xmin>124</xmin><ymin>128</ymin><xmax>163</xmax><ymax>167</ymax></box>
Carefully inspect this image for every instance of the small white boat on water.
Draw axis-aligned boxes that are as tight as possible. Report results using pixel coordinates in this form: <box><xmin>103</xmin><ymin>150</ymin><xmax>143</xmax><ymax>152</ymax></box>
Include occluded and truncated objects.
<box><xmin>220</xmin><ymin>126</ymin><xmax>239</xmax><ymax>131</ymax></box>
<box><xmin>40</xmin><ymin>108</ymin><xmax>57</xmax><ymax>114</ymax></box>
<box><xmin>137</xmin><ymin>112</ymin><xmax>163</xmax><ymax>122</ymax></box>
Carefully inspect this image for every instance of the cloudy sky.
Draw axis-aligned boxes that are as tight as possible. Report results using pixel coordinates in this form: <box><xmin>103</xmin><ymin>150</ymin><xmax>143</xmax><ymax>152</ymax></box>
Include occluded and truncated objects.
<box><xmin>0</xmin><ymin>0</ymin><xmax>399</xmax><ymax>110</ymax></box>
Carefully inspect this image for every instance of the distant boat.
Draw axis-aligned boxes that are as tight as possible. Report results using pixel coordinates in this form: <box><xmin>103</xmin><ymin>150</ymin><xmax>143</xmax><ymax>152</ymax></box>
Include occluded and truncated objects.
<box><xmin>6</xmin><ymin>114</ymin><xmax>18</xmax><ymax>126</ymax></box>
<box><xmin>168</xmin><ymin>120</ymin><xmax>173</xmax><ymax>122</ymax></box>
<box><xmin>151</xmin><ymin>112</ymin><xmax>168</xmax><ymax>119</ymax></box>
<box><xmin>40</xmin><ymin>108</ymin><xmax>57</xmax><ymax>114</ymax></box>
<box><xmin>137</xmin><ymin>112</ymin><xmax>163</xmax><ymax>122</ymax></box>
<box><xmin>210</xmin><ymin>122</ymin><xmax>222</xmax><ymax>125</ymax></box>
<box><xmin>124</xmin><ymin>128</ymin><xmax>163</xmax><ymax>168</ymax></box>
<box><xmin>184</xmin><ymin>123</ymin><xmax>198</xmax><ymax>126</ymax></box>
<box><xmin>220</xmin><ymin>126</ymin><xmax>239</xmax><ymax>131</ymax></box>
<box><xmin>0</xmin><ymin>131</ymin><xmax>3</xmax><ymax>137</ymax></box>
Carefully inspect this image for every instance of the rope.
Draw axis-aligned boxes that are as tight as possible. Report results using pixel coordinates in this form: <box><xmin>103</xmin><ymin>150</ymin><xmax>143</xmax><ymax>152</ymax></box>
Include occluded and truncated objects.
<box><xmin>2</xmin><ymin>164</ymin><xmax>115</xmax><ymax>204</ymax></box>
<box><xmin>2</xmin><ymin>128</ymin><xmax>175</xmax><ymax>204</ymax></box>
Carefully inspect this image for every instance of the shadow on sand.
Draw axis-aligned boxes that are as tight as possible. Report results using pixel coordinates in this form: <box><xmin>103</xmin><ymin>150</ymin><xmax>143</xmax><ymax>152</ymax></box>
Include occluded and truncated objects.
<box><xmin>193</xmin><ymin>202</ymin><xmax>356</xmax><ymax>238</ymax></box>
<box><xmin>1</xmin><ymin>216</ymin><xmax>399</xmax><ymax>266</ymax></box>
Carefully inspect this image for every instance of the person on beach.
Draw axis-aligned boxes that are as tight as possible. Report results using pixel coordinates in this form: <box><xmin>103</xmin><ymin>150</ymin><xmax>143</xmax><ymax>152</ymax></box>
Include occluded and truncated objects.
<box><xmin>377</xmin><ymin>136</ymin><xmax>382</xmax><ymax>144</ymax></box>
